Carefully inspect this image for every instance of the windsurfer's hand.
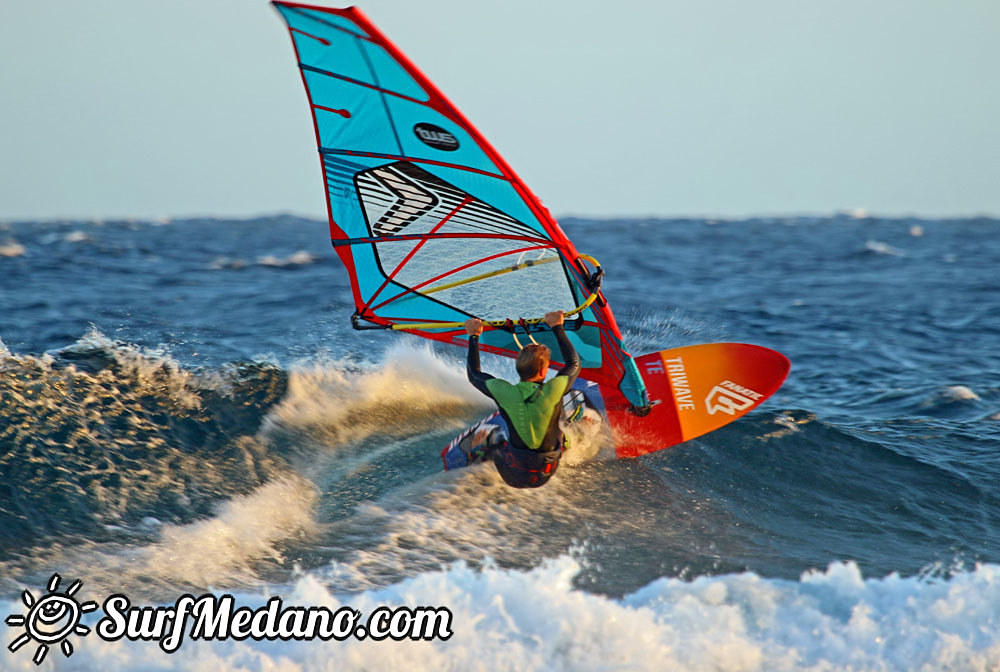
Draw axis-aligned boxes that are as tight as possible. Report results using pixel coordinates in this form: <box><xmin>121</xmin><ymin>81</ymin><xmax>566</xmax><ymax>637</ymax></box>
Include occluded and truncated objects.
<box><xmin>465</xmin><ymin>318</ymin><xmax>483</xmax><ymax>337</ymax></box>
<box><xmin>544</xmin><ymin>310</ymin><xmax>564</xmax><ymax>328</ymax></box>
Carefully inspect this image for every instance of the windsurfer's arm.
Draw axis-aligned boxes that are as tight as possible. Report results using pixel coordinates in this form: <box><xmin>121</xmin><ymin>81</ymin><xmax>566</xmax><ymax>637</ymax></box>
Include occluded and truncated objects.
<box><xmin>545</xmin><ymin>311</ymin><xmax>580</xmax><ymax>385</ymax></box>
<box><xmin>465</xmin><ymin>318</ymin><xmax>494</xmax><ymax>396</ymax></box>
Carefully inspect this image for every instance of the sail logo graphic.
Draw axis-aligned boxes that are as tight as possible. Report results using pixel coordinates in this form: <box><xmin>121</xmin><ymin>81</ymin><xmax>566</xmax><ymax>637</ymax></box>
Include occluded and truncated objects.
<box><xmin>705</xmin><ymin>380</ymin><xmax>763</xmax><ymax>416</ymax></box>
<box><xmin>413</xmin><ymin>123</ymin><xmax>459</xmax><ymax>151</ymax></box>
<box><xmin>5</xmin><ymin>573</ymin><xmax>98</xmax><ymax>665</ymax></box>
<box><xmin>365</xmin><ymin>164</ymin><xmax>439</xmax><ymax>236</ymax></box>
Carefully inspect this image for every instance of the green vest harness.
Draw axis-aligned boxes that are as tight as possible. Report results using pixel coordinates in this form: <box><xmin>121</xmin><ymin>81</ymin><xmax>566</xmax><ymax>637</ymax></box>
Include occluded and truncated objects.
<box><xmin>485</xmin><ymin>377</ymin><xmax>571</xmax><ymax>450</ymax></box>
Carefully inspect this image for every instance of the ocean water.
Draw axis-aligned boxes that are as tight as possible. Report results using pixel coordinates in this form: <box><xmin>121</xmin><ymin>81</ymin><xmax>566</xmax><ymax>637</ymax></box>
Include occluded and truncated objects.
<box><xmin>1</xmin><ymin>214</ymin><xmax>999</xmax><ymax>670</ymax></box>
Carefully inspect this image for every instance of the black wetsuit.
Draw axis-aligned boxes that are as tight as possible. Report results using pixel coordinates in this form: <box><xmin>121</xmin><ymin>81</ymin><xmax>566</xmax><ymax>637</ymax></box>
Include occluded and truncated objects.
<box><xmin>467</xmin><ymin>326</ymin><xmax>581</xmax><ymax>488</ymax></box>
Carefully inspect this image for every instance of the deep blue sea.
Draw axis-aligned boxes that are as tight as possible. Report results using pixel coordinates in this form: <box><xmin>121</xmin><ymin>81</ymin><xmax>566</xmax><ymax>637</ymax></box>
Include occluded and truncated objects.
<box><xmin>1</xmin><ymin>214</ymin><xmax>999</xmax><ymax>670</ymax></box>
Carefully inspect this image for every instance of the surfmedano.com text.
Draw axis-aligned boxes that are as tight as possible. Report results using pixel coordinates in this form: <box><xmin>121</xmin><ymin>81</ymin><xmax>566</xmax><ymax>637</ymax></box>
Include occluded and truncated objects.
<box><xmin>98</xmin><ymin>594</ymin><xmax>454</xmax><ymax>653</ymax></box>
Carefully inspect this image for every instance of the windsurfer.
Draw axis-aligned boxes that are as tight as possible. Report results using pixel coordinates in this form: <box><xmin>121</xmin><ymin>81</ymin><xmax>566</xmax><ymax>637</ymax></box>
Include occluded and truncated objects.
<box><xmin>464</xmin><ymin>310</ymin><xmax>580</xmax><ymax>488</ymax></box>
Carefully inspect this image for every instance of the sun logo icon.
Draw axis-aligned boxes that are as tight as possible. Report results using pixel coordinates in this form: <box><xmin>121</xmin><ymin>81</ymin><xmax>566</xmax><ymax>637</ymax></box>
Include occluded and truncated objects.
<box><xmin>5</xmin><ymin>573</ymin><xmax>98</xmax><ymax>665</ymax></box>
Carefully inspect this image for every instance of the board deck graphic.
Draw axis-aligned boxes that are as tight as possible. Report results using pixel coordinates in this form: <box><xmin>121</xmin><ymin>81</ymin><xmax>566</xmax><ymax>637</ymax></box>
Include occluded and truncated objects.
<box><xmin>600</xmin><ymin>343</ymin><xmax>791</xmax><ymax>458</ymax></box>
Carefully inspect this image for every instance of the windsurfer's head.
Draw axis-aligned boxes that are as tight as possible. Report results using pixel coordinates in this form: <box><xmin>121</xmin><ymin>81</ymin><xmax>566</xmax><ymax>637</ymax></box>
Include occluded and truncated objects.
<box><xmin>516</xmin><ymin>344</ymin><xmax>550</xmax><ymax>381</ymax></box>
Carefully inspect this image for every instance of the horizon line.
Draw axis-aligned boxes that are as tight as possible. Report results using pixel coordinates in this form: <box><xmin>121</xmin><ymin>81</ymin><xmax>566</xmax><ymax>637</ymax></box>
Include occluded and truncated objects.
<box><xmin>3</xmin><ymin>208</ymin><xmax>1000</xmax><ymax>226</ymax></box>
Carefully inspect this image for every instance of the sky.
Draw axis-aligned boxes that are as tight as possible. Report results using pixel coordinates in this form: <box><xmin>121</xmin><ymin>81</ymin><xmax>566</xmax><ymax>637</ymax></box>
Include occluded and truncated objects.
<box><xmin>1</xmin><ymin>0</ymin><xmax>998</xmax><ymax>221</ymax></box>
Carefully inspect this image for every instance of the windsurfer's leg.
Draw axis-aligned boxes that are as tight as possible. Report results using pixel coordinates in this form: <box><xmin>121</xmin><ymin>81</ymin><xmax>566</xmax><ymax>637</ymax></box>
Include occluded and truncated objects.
<box><xmin>441</xmin><ymin>414</ymin><xmax>508</xmax><ymax>470</ymax></box>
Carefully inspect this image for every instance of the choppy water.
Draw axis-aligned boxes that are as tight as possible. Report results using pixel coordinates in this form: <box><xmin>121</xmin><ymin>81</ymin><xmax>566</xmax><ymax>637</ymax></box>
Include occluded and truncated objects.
<box><xmin>1</xmin><ymin>214</ymin><xmax>999</xmax><ymax>670</ymax></box>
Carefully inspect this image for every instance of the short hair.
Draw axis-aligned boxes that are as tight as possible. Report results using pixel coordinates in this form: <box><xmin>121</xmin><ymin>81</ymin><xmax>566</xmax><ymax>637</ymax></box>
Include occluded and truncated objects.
<box><xmin>516</xmin><ymin>344</ymin><xmax>550</xmax><ymax>380</ymax></box>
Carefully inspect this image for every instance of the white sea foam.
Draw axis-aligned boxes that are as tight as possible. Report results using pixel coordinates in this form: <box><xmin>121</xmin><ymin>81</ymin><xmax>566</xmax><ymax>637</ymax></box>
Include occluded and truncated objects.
<box><xmin>943</xmin><ymin>385</ymin><xmax>979</xmax><ymax>402</ymax></box>
<box><xmin>209</xmin><ymin>255</ymin><xmax>249</xmax><ymax>270</ymax></box>
<box><xmin>257</xmin><ymin>250</ymin><xmax>317</xmax><ymax>267</ymax></box>
<box><xmin>0</xmin><ymin>240</ymin><xmax>26</xmax><ymax>257</ymax></box>
<box><xmin>0</xmin><ymin>476</ymin><xmax>319</xmax><ymax>604</ymax></box>
<box><xmin>560</xmin><ymin>406</ymin><xmax>610</xmax><ymax>466</ymax></box>
<box><xmin>55</xmin><ymin>326</ymin><xmax>205</xmax><ymax>410</ymax></box>
<box><xmin>262</xmin><ymin>341</ymin><xmax>488</xmax><ymax>449</ymax></box>
<box><xmin>316</xmin><ymin>469</ymin><xmax>592</xmax><ymax>592</ymax></box>
<box><xmin>211</xmin><ymin>250</ymin><xmax>317</xmax><ymax>270</ymax></box>
<box><xmin>865</xmin><ymin>240</ymin><xmax>904</xmax><ymax>256</ymax></box>
<box><xmin>129</xmin><ymin>476</ymin><xmax>319</xmax><ymax>591</ymax></box>
<box><xmin>921</xmin><ymin>385</ymin><xmax>981</xmax><ymax>409</ymax></box>
<box><xmin>63</xmin><ymin>230</ymin><xmax>92</xmax><ymax>243</ymax></box>
<box><xmin>7</xmin><ymin>559</ymin><xmax>998</xmax><ymax>671</ymax></box>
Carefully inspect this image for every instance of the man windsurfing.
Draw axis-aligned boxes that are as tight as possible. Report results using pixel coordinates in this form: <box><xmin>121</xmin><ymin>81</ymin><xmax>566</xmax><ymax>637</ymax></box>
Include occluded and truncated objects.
<box><xmin>464</xmin><ymin>310</ymin><xmax>580</xmax><ymax>488</ymax></box>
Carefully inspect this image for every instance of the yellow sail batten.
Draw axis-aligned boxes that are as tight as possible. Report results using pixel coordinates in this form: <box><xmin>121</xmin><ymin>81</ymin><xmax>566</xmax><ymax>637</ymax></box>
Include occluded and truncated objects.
<box><xmin>421</xmin><ymin>255</ymin><xmax>559</xmax><ymax>296</ymax></box>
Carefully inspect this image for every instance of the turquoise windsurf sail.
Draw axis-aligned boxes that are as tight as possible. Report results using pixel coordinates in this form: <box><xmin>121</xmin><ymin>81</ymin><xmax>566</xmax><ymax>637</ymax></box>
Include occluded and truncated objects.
<box><xmin>272</xmin><ymin>2</ymin><xmax>648</xmax><ymax>408</ymax></box>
